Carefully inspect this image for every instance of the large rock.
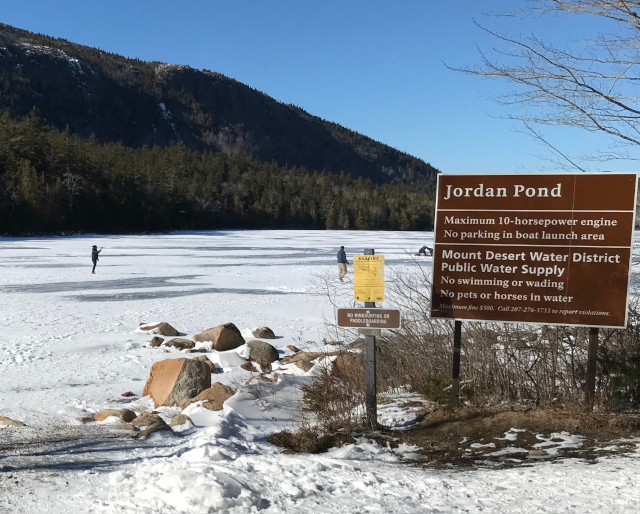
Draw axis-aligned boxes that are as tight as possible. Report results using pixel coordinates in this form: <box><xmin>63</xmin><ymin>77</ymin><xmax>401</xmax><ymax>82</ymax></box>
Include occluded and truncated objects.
<box><xmin>180</xmin><ymin>383</ymin><xmax>235</xmax><ymax>411</ymax></box>
<box><xmin>247</xmin><ymin>340</ymin><xmax>280</xmax><ymax>363</ymax></box>
<box><xmin>142</xmin><ymin>358</ymin><xmax>211</xmax><ymax>407</ymax></box>
<box><xmin>193</xmin><ymin>323</ymin><xmax>245</xmax><ymax>351</ymax></box>
<box><xmin>94</xmin><ymin>409</ymin><xmax>137</xmax><ymax>423</ymax></box>
<box><xmin>164</xmin><ymin>338</ymin><xmax>196</xmax><ymax>350</ymax></box>
<box><xmin>140</xmin><ymin>322</ymin><xmax>180</xmax><ymax>337</ymax></box>
<box><xmin>252</xmin><ymin>326</ymin><xmax>276</xmax><ymax>339</ymax></box>
<box><xmin>149</xmin><ymin>336</ymin><xmax>164</xmax><ymax>347</ymax></box>
<box><xmin>193</xmin><ymin>355</ymin><xmax>217</xmax><ymax>374</ymax></box>
<box><xmin>131</xmin><ymin>412</ymin><xmax>164</xmax><ymax>427</ymax></box>
<box><xmin>281</xmin><ymin>351</ymin><xmax>326</xmax><ymax>364</ymax></box>
<box><xmin>170</xmin><ymin>414</ymin><xmax>193</xmax><ymax>427</ymax></box>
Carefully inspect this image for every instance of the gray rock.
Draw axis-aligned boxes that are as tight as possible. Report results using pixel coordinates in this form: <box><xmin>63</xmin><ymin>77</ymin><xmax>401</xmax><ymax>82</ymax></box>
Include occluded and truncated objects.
<box><xmin>252</xmin><ymin>326</ymin><xmax>276</xmax><ymax>339</ymax></box>
<box><xmin>156</xmin><ymin>322</ymin><xmax>180</xmax><ymax>337</ymax></box>
<box><xmin>247</xmin><ymin>340</ymin><xmax>280</xmax><ymax>363</ymax></box>
<box><xmin>164</xmin><ymin>338</ymin><xmax>196</xmax><ymax>350</ymax></box>
<box><xmin>193</xmin><ymin>355</ymin><xmax>217</xmax><ymax>374</ymax></box>
<box><xmin>149</xmin><ymin>336</ymin><xmax>164</xmax><ymax>347</ymax></box>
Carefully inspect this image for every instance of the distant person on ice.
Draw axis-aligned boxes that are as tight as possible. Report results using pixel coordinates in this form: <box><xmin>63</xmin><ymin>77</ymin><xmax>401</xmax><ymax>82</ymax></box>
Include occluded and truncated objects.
<box><xmin>91</xmin><ymin>245</ymin><xmax>102</xmax><ymax>274</ymax></box>
<box><xmin>417</xmin><ymin>245</ymin><xmax>433</xmax><ymax>256</ymax></box>
<box><xmin>337</xmin><ymin>245</ymin><xmax>349</xmax><ymax>281</ymax></box>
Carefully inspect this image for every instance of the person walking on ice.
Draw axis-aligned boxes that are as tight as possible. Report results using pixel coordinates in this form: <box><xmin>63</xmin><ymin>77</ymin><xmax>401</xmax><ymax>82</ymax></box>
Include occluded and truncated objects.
<box><xmin>91</xmin><ymin>245</ymin><xmax>102</xmax><ymax>274</ymax></box>
<box><xmin>337</xmin><ymin>245</ymin><xmax>349</xmax><ymax>282</ymax></box>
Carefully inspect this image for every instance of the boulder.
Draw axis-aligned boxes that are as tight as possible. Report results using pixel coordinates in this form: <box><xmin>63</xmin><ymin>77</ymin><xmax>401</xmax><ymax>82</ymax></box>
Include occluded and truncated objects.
<box><xmin>180</xmin><ymin>383</ymin><xmax>235</xmax><ymax>411</ymax></box>
<box><xmin>193</xmin><ymin>323</ymin><xmax>245</xmax><ymax>351</ymax></box>
<box><xmin>94</xmin><ymin>409</ymin><xmax>137</xmax><ymax>423</ymax></box>
<box><xmin>140</xmin><ymin>322</ymin><xmax>180</xmax><ymax>337</ymax></box>
<box><xmin>164</xmin><ymin>338</ymin><xmax>196</xmax><ymax>350</ymax></box>
<box><xmin>241</xmin><ymin>361</ymin><xmax>257</xmax><ymax>372</ymax></box>
<box><xmin>170</xmin><ymin>414</ymin><xmax>193</xmax><ymax>427</ymax></box>
<box><xmin>131</xmin><ymin>421</ymin><xmax>173</xmax><ymax>439</ymax></box>
<box><xmin>257</xmin><ymin>361</ymin><xmax>272</xmax><ymax>373</ymax></box>
<box><xmin>252</xmin><ymin>326</ymin><xmax>276</xmax><ymax>339</ymax></box>
<box><xmin>193</xmin><ymin>355</ymin><xmax>217</xmax><ymax>374</ymax></box>
<box><xmin>247</xmin><ymin>340</ymin><xmax>280</xmax><ymax>363</ymax></box>
<box><xmin>142</xmin><ymin>358</ymin><xmax>211</xmax><ymax>407</ymax></box>
<box><xmin>281</xmin><ymin>351</ymin><xmax>326</xmax><ymax>364</ymax></box>
<box><xmin>0</xmin><ymin>416</ymin><xmax>26</xmax><ymax>427</ymax></box>
<box><xmin>296</xmin><ymin>360</ymin><xmax>314</xmax><ymax>372</ymax></box>
<box><xmin>149</xmin><ymin>336</ymin><xmax>164</xmax><ymax>348</ymax></box>
<box><xmin>132</xmin><ymin>413</ymin><xmax>164</xmax><ymax>427</ymax></box>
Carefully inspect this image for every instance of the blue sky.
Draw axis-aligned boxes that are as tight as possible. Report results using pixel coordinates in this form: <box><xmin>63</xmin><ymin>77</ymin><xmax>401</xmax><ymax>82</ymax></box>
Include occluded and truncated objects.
<box><xmin>0</xmin><ymin>0</ymin><xmax>636</xmax><ymax>174</ymax></box>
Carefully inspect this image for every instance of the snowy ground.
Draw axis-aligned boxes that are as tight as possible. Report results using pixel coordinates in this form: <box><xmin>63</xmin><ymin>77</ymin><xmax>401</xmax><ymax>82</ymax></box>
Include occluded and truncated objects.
<box><xmin>1</xmin><ymin>230</ymin><xmax>640</xmax><ymax>513</ymax></box>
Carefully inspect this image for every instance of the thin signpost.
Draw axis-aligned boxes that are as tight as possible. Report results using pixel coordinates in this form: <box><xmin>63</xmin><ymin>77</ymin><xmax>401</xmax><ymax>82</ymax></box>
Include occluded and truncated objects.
<box><xmin>451</xmin><ymin>320</ymin><xmax>462</xmax><ymax>408</ymax></box>
<box><xmin>363</xmin><ymin>248</ymin><xmax>378</xmax><ymax>429</ymax></box>
<box><xmin>585</xmin><ymin>327</ymin><xmax>600</xmax><ymax>408</ymax></box>
<box><xmin>337</xmin><ymin>248</ymin><xmax>400</xmax><ymax>429</ymax></box>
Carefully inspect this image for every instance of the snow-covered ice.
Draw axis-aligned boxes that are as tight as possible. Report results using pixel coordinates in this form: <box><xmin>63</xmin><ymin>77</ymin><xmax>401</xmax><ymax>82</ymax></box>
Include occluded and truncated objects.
<box><xmin>1</xmin><ymin>229</ymin><xmax>639</xmax><ymax>513</ymax></box>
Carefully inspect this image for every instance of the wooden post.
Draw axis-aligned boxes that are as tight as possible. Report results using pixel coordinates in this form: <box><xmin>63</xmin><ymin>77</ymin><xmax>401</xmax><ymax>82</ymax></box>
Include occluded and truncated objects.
<box><xmin>585</xmin><ymin>327</ymin><xmax>599</xmax><ymax>410</ymax></box>
<box><xmin>364</xmin><ymin>248</ymin><xmax>378</xmax><ymax>429</ymax></box>
<box><xmin>451</xmin><ymin>319</ymin><xmax>462</xmax><ymax>409</ymax></box>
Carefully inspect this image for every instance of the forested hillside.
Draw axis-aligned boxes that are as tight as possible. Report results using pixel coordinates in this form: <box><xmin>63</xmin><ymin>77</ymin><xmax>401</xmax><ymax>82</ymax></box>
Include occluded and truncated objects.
<box><xmin>0</xmin><ymin>23</ymin><xmax>438</xmax><ymax>192</ymax></box>
<box><xmin>0</xmin><ymin>111</ymin><xmax>435</xmax><ymax>234</ymax></box>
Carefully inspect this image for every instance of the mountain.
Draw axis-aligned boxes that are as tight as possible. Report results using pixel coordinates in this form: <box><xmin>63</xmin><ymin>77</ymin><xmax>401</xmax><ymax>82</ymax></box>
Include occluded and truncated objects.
<box><xmin>0</xmin><ymin>22</ymin><xmax>438</xmax><ymax>191</ymax></box>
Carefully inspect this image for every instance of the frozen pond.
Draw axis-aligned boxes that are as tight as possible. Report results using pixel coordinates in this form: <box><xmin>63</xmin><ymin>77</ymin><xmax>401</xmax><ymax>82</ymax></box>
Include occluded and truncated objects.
<box><xmin>0</xmin><ymin>229</ymin><xmax>433</xmax><ymax>426</ymax></box>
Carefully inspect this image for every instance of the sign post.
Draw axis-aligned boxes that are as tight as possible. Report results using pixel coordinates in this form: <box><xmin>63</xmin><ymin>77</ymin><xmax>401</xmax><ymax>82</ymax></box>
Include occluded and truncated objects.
<box><xmin>338</xmin><ymin>249</ymin><xmax>401</xmax><ymax>429</ymax></box>
<box><xmin>431</xmin><ymin>173</ymin><xmax>637</xmax><ymax>409</ymax></box>
<box><xmin>451</xmin><ymin>320</ymin><xmax>462</xmax><ymax>408</ymax></box>
<box><xmin>363</xmin><ymin>249</ymin><xmax>378</xmax><ymax>429</ymax></box>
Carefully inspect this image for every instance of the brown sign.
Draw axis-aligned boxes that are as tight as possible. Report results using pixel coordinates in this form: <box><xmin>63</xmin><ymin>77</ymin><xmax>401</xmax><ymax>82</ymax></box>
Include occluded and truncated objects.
<box><xmin>430</xmin><ymin>173</ymin><xmax>637</xmax><ymax>327</ymax></box>
<box><xmin>337</xmin><ymin>308</ymin><xmax>401</xmax><ymax>329</ymax></box>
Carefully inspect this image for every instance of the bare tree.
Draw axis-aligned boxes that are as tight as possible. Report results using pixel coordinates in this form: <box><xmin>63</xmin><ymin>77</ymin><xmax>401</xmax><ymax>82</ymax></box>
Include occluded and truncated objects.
<box><xmin>62</xmin><ymin>172</ymin><xmax>82</xmax><ymax>212</ymax></box>
<box><xmin>452</xmin><ymin>1</ymin><xmax>640</xmax><ymax>168</ymax></box>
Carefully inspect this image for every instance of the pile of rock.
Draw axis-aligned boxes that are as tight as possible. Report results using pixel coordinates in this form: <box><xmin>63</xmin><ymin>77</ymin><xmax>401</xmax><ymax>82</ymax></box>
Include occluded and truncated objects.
<box><xmin>87</xmin><ymin>320</ymin><xmax>348</xmax><ymax>438</ymax></box>
<box><xmin>89</xmin><ymin>408</ymin><xmax>187</xmax><ymax>439</ymax></box>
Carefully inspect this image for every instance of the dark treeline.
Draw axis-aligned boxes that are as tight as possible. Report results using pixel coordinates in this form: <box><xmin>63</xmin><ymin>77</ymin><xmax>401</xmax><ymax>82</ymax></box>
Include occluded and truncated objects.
<box><xmin>0</xmin><ymin>111</ymin><xmax>436</xmax><ymax>235</ymax></box>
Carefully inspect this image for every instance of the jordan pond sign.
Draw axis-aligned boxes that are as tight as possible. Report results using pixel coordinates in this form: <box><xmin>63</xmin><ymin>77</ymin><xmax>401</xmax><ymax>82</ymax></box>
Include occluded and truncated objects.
<box><xmin>430</xmin><ymin>173</ymin><xmax>638</xmax><ymax>328</ymax></box>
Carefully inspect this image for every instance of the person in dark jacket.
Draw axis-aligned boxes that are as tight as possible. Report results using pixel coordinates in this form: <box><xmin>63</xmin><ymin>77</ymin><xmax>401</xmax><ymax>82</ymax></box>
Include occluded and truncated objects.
<box><xmin>417</xmin><ymin>245</ymin><xmax>433</xmax><ymax>256</ymax></box>
<box><xmin>337</xmin><ymin>245</ymin><xmax>348</xmax><ymax>281</ymax></box>
<box><xmin>91</xmin><ymin>245</ymin><xmax>102</xmax><ymax>274</ymax></box>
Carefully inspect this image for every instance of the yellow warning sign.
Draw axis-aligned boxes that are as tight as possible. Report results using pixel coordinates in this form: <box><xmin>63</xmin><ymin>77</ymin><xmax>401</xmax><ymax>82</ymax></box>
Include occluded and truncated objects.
<box><xmin>353</xmin><ymin>255</ymin><xmax>385</xmax><ymax>302</ymax></box>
